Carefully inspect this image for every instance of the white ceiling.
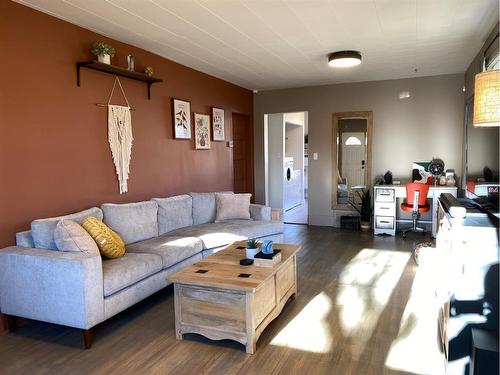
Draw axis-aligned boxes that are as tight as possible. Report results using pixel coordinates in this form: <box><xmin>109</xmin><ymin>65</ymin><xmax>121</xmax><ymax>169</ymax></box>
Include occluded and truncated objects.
<box><xmin>17</xmin><ymin>0</ymin><xmax>499</xmax><ymax>90</ymax></box>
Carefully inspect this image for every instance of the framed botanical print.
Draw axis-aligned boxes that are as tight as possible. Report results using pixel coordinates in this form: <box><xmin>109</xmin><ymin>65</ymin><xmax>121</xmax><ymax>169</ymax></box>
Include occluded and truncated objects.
<box><xmin>211</xmin><ymin>107</ymin><xmax>225</xmax><ymax>141</ymax></box>
<box><xmin>193</xmin><ymin>113</ymin><xmax>211</xmax><ymax>150</ymax></box>
<box><xmin>172</xmin><ymin>98</ymin><xmax>191</xmax><ymax>139</ymax></box>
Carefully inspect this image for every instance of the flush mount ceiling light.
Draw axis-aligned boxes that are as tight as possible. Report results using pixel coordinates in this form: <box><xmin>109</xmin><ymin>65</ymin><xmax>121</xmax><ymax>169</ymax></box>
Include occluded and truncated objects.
<box><xmin>328</xmin><ymin>51</ymin><xmax>362</xmax><ymax>68</ymax></box>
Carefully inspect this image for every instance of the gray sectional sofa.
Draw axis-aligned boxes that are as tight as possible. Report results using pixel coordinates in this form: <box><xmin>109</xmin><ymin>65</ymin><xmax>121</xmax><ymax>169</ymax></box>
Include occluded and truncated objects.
<box><xmin>0</xmin><ymin>192</ymin><xmax>283</xmax><ymax>348</ymax></box>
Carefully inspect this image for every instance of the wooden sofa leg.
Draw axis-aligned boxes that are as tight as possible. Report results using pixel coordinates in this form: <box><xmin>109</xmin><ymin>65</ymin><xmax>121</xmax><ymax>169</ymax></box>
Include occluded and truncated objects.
<box><xmin>82</xmin><ymin>329</ymin><xmax>93</xmax><ymax>349</ymax></box>
<box><xmin>5</xmin><ymin>315</ymin><xmax>16</xmax><ymax>333</ymax></box>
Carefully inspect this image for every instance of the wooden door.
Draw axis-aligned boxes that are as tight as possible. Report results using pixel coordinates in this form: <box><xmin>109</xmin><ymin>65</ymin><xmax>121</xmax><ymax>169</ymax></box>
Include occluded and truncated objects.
<box><xmin>232</xmin><ymin>113</ymin><xmax>254</xmax><ymax>197</ymax></box>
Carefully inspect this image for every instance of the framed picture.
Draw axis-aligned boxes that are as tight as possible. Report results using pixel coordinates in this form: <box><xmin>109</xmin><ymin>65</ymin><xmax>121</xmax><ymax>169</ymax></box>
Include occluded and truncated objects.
<box><xmin>194</xmin><ymin>113</ymin><xmax>211</xmax><ymax>150</ymax></box>
<box><xmin>211</xmin><ymin>107</ymin><xmax>225</xmax><ymax>141</ymax></box>
<box><xmin>172</xmin><ymin>98</ymin><xmax>191</xmax><ymax>139</ymax></box>
<box><xmin>412</xmin><ymin>162</ymin><xmax>432</xmax><ymax>184</ymax></box>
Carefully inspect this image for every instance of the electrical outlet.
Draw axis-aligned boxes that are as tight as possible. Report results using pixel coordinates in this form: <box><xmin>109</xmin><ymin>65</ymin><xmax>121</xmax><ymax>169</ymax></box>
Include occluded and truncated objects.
<box><xmin>313</xmin><ymin>152</ymin><xmax>319</xmax><ymax>160</ymax></box>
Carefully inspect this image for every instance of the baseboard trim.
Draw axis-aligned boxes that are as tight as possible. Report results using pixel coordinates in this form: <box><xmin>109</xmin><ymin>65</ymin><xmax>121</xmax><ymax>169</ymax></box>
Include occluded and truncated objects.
<box><xmin>308</xmin><ymin>214</ymin><xmax>334</xmax><ymax>227</ymax></box>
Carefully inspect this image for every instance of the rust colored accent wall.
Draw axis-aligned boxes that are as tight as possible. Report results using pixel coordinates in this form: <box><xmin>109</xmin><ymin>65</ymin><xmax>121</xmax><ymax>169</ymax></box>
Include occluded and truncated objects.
<box><xmin>0</xmin><ymin>1</ymin><xmax>253</xmax><ymax>248</ymax></box>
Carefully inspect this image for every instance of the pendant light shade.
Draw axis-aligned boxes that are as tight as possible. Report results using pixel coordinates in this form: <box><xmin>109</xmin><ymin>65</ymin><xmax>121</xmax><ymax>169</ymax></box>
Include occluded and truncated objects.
<box><xmin>328</xmin><ymin>51</ymin><xmax>362</xmax><ymax>68</ymax></box>
<box><xmin>473</xmin><ymin>70</ymin><xmax>500</xmax><ymax>127</ymax></box>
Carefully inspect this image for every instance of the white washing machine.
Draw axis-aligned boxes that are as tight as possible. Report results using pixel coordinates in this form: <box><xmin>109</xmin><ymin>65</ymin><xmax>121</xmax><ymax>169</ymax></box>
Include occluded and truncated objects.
<box><xmin>284</xmin><ymin>158</ymin><xmax>302</xmax><ymax>211</ymax></box>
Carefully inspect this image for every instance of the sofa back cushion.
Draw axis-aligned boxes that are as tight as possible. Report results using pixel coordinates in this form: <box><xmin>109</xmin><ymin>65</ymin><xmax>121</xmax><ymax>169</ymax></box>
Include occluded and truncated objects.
<box><xmin>101</xmin><ymin>201</ymin><xmax>158</xmax><ymax>245</ymax></box>
<box><xmin>190</xmin><ymin>192</ymin><xmax>233</xmax><ymax>225</ymax></box>
<box><xmin>54</xmin><ymin>219</ymin><xmax>100</xmax><ymax>255</ymax></box>
<box><xmin>215</xmin><ymin>193</ymin><xmax>252</xmax><ymax>221</ymax></box>
<box><xmin>152</xmin><ymin>195</ymin><xmax>193</xmax><ymax>235</ymax></box>
<box><xmin>31</xmin><ymin>207</ymin><xmax>103</xmax><ymax>250</ymax></box>
<box><xmin>16</xmin><ymin>230</ymin><xmax>34</xmax><ymax>248</ymax></box>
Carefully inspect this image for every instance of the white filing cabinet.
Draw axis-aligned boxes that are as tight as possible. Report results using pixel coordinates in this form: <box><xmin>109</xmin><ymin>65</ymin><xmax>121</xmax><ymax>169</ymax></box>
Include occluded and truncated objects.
<box><xmin>373</xmin><ymin>185</ymin><xmax>458</xmax><ymax>237</ymax></box>
<box><xmin>374</xmin><ymin>187</ymin><xmax>397</xmax><ymax>236</ymax></box>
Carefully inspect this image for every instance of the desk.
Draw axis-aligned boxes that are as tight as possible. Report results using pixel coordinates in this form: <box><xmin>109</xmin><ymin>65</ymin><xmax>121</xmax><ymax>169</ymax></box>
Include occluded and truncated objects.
<box><xmin>373</xmin><ymin>185</ymin><xmax>457</xmax><ymax>236</ymax></box>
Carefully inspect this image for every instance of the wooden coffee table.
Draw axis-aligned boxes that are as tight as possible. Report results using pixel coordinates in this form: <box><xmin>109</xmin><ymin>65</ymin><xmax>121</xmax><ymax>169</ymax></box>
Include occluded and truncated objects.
<box><xmin>168</xmin><ymin>241</ymin><xmax>301</xmax><ymax>354</ymax></box>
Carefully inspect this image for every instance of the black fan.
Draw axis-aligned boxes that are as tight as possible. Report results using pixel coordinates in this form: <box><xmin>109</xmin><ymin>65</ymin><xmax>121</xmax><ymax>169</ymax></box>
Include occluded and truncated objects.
<box><xmin>429</xmin><ymin>158</ymin><xmax>445</xmax><ymax>184</ymax></box>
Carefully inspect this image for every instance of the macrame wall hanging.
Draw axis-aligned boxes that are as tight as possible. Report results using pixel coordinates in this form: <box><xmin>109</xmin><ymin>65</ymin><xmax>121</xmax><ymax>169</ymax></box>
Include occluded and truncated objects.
<box><xmin>105</xmin><ymin>77</ymin><xmax>133</xmax><ymax>194</ymax></box>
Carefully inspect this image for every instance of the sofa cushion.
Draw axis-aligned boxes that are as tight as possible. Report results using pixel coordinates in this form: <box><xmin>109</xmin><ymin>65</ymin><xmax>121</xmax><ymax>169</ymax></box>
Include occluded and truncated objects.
<box><xmin>82</xmin><ymin>217</ymin><xmax>125</xmax><ymax>259</ymax></box>
<box><xmin>215</xmin><ymin>193</ymin><xmax>251</xmax><ymax>221</ymax></box>
<box><xmin>127</xmin><ymin>234</ymin><xmax>202</xmax><ymax>269</ymax></box>
<box><xmin>189</xmin><ymin>192</ymin><xmax>217</xmax><ymax>225</ymax></box>
<box><xmin>102</xmin><ymin>253</ymin><xmax>163</xmax><ymax>297</ymax></box>
<box><xmin>152</xmin><ymin>195</ymin><xmax>193</xmax><ymax>235</ymax></box>
<box><xmin>101</xmin><ymin>201</ymin><xmax>158</xmax><ymax>245</ymax></box>
<box><xmin>16</xmin><ymin>230</ymin><xmax>34</xmax><ymax>248</ymax></box>
<box><xmin>190</xmin><ymin>192</ymin><xmax>233</xmax><ymax>225</ymax></box>
<box><xmin>31</xmin><ymin>207</ymin><xmax>103</xmax><ymax>250</ymax></box>
<box><xmin>54</xmin><ymin>219</ymin><xmax>100</xmax><ymax>255</ymax></box>
<box><xmin>249</xmin><ymin>204</ymin><xmax>272</xmax><ymax>221</ymax></box>
<box><xmin>167</xmin><ymin>220</ymin><xmax>284</xmax><ymax>249</ymax></box>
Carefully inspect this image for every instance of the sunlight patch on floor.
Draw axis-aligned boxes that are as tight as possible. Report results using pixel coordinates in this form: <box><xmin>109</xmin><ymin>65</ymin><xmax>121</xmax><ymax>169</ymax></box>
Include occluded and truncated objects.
<box><xmin>385</xmin><ymin>248</ymin><xmax>447</xmax><ymax>374</ymax></box>
<box><xmin>270</xmin><ymin>248</ymin><xmax>410</xmax><ymax>357</ymax></box>
<box><xmin>270</xmin><ymin>292</ymin><xmax>333</xmax><ymax>353</ymax></box>
<box><xmin>336</xmin><ymin>249</ymin><xmax>411</xmax><ymax>360</ymax></box>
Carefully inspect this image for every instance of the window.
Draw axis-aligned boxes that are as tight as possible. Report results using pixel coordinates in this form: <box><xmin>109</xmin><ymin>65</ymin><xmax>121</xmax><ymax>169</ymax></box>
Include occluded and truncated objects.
<box><xmin>345</xmin><ymin>136</ymin><xmax>362</xmax><ymax>145</ymax></box>
<box><xmin>485</xmin><ymin>35</ymin><xmax>499</xmax><ymax>70</ymax></box>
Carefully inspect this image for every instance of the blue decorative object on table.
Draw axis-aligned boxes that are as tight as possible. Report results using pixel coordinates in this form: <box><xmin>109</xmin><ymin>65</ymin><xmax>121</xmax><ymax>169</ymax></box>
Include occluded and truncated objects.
<box><xmin>261</xmin><ymin>240</ymin><xmax>273</xmax><ymax>255</ymax></box>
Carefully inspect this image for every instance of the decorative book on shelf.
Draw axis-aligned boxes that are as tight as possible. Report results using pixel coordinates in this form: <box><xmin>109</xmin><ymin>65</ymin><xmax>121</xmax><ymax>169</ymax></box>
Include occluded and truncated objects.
<box><xmin>253</xmin><ymin>250</ymin><xmax>281</xmax><ymax>268</ymax></box>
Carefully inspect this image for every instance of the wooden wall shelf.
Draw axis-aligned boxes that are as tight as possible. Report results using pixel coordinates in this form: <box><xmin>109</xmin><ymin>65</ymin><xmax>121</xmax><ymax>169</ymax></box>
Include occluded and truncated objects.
<box><xmin>76</xmin><ymin>61</ymin><xmax>163</xmax><ymax>99</ymax></box>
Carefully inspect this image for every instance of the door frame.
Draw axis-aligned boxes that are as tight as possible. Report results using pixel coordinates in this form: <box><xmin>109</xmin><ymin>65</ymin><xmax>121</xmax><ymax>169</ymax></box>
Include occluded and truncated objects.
<box><xmin>332</xmin><ymin>111</ymin><xmax>373</xmax><ymax>209</ymax></box>
<box><xmin>232</xmin><ymin>112</ymin><xmax>255</xmax><ymax>199</ymax></box>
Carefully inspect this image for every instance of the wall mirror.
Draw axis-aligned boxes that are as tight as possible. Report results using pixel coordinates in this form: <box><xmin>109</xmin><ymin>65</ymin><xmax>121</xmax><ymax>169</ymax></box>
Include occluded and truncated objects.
<box><xmin>332</xmin><ymin>111</ymin><xmax>373</xmax><ymax>208</ymax></box>
<box><xmin>463</xmin><ymin>34</ymin><xmax>499</xmax><ymax>204</ymax></box>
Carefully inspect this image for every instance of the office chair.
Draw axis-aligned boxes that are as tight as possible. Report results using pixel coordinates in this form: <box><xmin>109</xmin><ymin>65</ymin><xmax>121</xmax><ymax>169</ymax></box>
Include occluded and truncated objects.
<box><xmin>401</xmin><ymin>183</ymin><xmax>430</xmax><ymax>238</ymax></box>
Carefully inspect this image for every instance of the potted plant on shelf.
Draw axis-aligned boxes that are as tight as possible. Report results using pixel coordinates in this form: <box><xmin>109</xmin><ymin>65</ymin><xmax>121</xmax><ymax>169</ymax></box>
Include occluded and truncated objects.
<box><xmin>349</xmin><ymin>189</ymin><xmax>372</xmax><ymax>232</ymax></box>
<box><xmin>246</xmin><ymin>238</ymin><xmax>259</xmax><ymax>259</ymax></box>
<box><xmin>91</xmin><ymin>42</ymin><xmax>115</xmax><ymax>65</ymax></box>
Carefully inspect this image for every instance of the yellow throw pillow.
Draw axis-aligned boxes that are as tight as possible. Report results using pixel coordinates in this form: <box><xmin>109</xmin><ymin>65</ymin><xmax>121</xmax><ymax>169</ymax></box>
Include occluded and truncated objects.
<box><xmin>81</xmin><ymin>216</ymin><xmax>125</xmax><ymax>259</ymax></box>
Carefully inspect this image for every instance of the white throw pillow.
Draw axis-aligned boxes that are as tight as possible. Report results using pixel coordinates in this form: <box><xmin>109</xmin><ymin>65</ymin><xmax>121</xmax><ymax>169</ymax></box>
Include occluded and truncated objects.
<box><xmin>54</xmin><ymin>219</ymin><xmax>100</xmax><ymax>255</ymax></box>
<box><xmin>215</xmin><ymin>193</ymin><xmax>252</xmax><ymax>221</ymax></box>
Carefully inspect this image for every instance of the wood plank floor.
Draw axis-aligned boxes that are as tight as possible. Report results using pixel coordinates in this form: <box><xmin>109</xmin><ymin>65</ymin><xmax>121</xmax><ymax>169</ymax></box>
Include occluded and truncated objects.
<box><xmin>0</xmin><ymin>225</ymin><xmax>429</xmax><ymax>375</ymax></box>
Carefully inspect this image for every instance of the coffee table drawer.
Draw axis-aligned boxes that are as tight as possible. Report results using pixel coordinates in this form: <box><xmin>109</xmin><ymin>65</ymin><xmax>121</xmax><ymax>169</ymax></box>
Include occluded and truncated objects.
<box><xmin>276</xmin><ymin>258</ymin><xmax>294</xmax><ymax>302</ymax></box>
<box><xmin>179</xmin><ymin>286</ymin><xmax>246</xmax><ymax>333</ymax></box>
<box><xmin>253</xmin><ymin>277</ymin><xmax>276</xmax><ymax>327</ymax></box>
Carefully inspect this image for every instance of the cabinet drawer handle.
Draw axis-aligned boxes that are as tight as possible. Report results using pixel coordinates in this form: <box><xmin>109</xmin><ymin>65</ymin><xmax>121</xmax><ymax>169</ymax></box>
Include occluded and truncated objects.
<box><xmin>379</xmin><ymin>207</ymin><xmax>390</xmax><ymax>209</ymax></box>
<box><xmin>380</xmin><ymin>221</ymin><xmax>390</xmax><ymax>224</ymax></box>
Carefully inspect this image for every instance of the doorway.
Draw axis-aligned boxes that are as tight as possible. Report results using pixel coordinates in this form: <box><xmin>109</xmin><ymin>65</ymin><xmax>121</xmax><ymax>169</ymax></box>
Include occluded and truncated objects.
<box><xmin>332</xmin><ymin>112</ymin><xmax>372</xmax><ymax>208</ymax></box>
<box><xmin>232</xmin><ymin>113</ymin><xmax>253</xmax><ymax>197</ymax></box>
<box><xmin>264</xmin><ymin>111</ymin><xmax>308</xmax><ymax>224</ymax></box>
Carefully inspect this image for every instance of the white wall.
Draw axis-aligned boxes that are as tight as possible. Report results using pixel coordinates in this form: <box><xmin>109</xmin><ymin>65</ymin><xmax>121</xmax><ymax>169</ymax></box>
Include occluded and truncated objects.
<box><xmin>254</xmin><ymin>74</ymin><xmax>465</xmax><ymax>226</ymax></box>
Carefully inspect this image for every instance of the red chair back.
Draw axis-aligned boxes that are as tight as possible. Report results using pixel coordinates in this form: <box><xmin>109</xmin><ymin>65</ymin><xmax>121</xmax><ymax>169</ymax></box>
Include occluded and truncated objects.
<box><xmin>405</xmin><ymin>183</ymin><xmax>429</xmax><ymax>207</ymax></box>
<box><xmin>466</xmin><ymin>180</ymin><xmax>476</xmax><ymax>194</ymax></box>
